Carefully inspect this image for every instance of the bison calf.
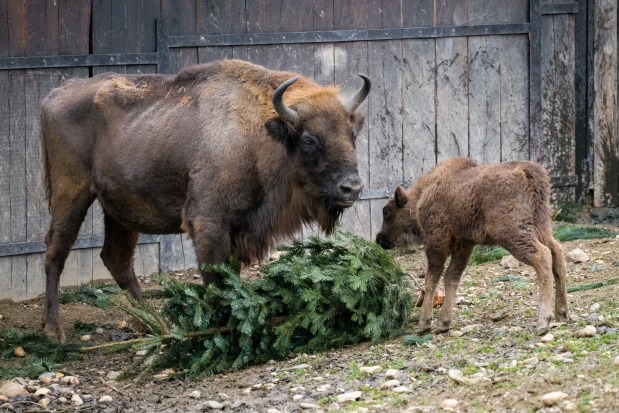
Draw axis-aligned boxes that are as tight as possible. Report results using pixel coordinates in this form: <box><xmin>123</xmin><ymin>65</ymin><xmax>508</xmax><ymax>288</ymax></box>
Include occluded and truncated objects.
<box><xmin>376</xmin><ymin>157</ymin><xmax>568</xmax><ymax>336</ymax></box>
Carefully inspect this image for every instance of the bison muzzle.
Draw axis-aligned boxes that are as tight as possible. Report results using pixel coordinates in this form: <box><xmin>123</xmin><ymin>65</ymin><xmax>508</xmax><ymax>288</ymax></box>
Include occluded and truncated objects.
<box><xmin>40</xmin><ymin>60</ymin><xmax>370</xmax><ymax>342</ymax></box>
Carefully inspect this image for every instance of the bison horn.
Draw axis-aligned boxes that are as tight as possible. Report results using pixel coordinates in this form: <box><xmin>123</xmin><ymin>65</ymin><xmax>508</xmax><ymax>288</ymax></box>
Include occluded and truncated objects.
<box><xmin>272</xmin><ymin>77</ymin><xmax>300</xmax><ymax>124</ymax></box>
<box><xmin>346</xmin><ymin>74</ymin><xmax>371</xmax><ymax>113</ymax></box>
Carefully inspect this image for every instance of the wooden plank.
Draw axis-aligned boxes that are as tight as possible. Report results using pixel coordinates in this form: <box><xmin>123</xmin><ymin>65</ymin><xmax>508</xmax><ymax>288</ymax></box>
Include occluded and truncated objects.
<box><xmin>500</xmin><ymin>34</ymin><xmax>529</xmax><ymax>161</ymax></box>
<box><xmin>58</xmin><ymin>0</ymin><xmax>91</xmax><ymax>55</ymax></box>
<box><xmin>468</xmin><ymin>0</ymin><xmax>508</xmax><ymax>26</ymax></box>
<box><xmin>92</xmin><ymin>0</ymin><xmax>113</xmax><ymax>54</ymax></box>
<box><xmin>435</xmin><ymin>0</ymin><xmax>468</xmax><ymax>26</ymax></box>
<box><xmin>0</xmin><ymin>0</ymin><xmax>10</xmax><ymax>300</ymax></box>
<box><xmin>402</xmin><ymin>0</ymin><xmax>434</xmax><ymax>27</ymax></box>
<box><xmin>592</xmin><ymin>0</ymin><xmax>618</xmax><ymax>206</ymax></box>
<box><xmin>43</xmin><ymin>0</ymin><xmax>59</xmax><ymax>55</ymax></box>
<box><xmin>198</xmin><ymin>47</ymin><xmax>233</xmax><ymax>64</ymax></box>
<box><xmin>540</xmin><ymin>14</ymin><xmax>576</xmax><ymax>180</ymax></box>
<box><xmin>245</xmin><ymin>0</ymin><xmax>266</xmax><ymax>67</ymax></box>
<box><xmin>198</xmin><ymin>0</ymin><xmax>232</xmax><ymax>35</ymax></box>
<box><xmin>334</xmin><ymin>0</ymin><xmax>366</xmax><ymax>30</ymax></box>
<box><xmin>163</xmin><ymin>0</ymin><xmax>198</xmax><ymax>74</ymax></box>
<box><xmin>365</xmin><ymin>0</ymin><xmax>381</xmax><ymax>29</ymax></box>
<box><xmin>402</xmin><ymin>39</ymin><xmax>436</xmax><ymax>184</ymax></box>
<box><xmin>468</xmin><ymin>35</ymin><xmax>501</xmax><ymax>164</ymax></box>
<box><xmin>8</xmin><ymin>0</ymin><xmax>26</xmax><ymax>57</ymax></box>
<box><xmin>436</xmin><ymin>37</ymin><xmax>468</xmax><ymax>162</ymax></box>
<box><xmin>26</xmin><ymin>0</ymin><xmax>47</xmax><ymax>56</ymax></box>
<box><xmin>507</xmin><ymin>0</ymin><xmax>529</xmax><ymax>24</ymax></box>
<box><xmin>382</xmin><ymin>0</ymin><xmax>402</xmax><ymax>28</ymax></box>
<box><xmin>143</xmin><ymin>0</ymin><xmax>160</xmax><ymax>53</ymax></box>
<box><xmin>313</xmin><ymin>0</ymin><xmax>334</xmax><ymax>31</ymax></box>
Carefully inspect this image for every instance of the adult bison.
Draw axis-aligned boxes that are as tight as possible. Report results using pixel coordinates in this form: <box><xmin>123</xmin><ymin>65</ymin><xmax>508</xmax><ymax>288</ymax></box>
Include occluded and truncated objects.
<box><xmin>41</xmin><ymin>59</ymin><xmax>370</xmax><ymax>341</ymax></box>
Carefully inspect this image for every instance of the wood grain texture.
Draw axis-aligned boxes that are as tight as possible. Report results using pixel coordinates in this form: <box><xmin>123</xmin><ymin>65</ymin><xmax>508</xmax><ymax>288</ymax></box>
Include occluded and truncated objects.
<box><xmin>436</xmin><ymin>37</ymin><xmax>468</xmax><ymax>162</ymax></box>
<box><xmin>402</xmin><ymin>0</ymin><xmax>434</xmax><ymax>27</ymax></box>
<box><xmin>0</xmin><ymin>0</ymin><xmax>10</xmax><ymax>299</ymax></box>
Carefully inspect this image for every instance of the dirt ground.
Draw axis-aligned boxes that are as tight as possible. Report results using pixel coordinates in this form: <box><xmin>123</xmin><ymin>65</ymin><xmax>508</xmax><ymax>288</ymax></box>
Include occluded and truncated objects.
<box><xmin>1</xmin><ymin>219</ymin><xmax>619</xmax><ymax>412</ymax></box>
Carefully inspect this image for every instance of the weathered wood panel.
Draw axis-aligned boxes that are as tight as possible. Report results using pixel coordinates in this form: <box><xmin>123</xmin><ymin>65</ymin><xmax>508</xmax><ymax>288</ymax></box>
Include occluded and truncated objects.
<box><xmin>0</xmin><ymin>0</ymin><xmax>11</xmax><ymax>300</ymax></box>
<box><xmin>593</xmin><ymin>0</ymin><xmax>619</xmax><ymax>207</ymax></box>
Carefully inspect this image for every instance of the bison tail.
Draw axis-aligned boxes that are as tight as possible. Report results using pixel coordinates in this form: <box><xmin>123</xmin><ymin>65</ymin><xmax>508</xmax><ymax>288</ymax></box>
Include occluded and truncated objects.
<box><xmin>522</xmin><ymin>162</ymin><xmax>553</xmax><ymax>243</ymax></box>
<box><xmin>41</xmin><ymin>115</ymin><xmax>53</xmax><ymax>212</ymax></box>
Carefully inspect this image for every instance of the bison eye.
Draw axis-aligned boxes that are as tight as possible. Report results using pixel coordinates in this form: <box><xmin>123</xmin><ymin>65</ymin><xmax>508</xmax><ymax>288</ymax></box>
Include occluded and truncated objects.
<box><xmin>383</xmin><ymin>208</ymin><xmax>390</xmax><ymax>218</ymax></box>
<box><xmin>300</xmin><ymin>133</ymin><xmax>320</xmax><ymax>151</ymax></box>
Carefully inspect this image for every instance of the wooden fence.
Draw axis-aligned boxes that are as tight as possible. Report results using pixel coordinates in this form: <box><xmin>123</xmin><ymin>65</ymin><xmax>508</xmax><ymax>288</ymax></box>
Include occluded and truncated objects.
<box><xmin>0</xmin><ymin>0</ymin><xmax>616</xmax><ymax>302</ymax></box>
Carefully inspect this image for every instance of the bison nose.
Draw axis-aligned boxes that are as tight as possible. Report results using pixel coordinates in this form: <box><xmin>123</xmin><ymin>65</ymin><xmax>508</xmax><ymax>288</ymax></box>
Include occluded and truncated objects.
<box><xmin>376</xmin><ymin>232</ymin><xmax>393</xmax><ymax>250</ymax></box>
<box><xmin>338</xmin><ymin>176</ymin><xmax>364</xmax><ymax>201</ymax></box>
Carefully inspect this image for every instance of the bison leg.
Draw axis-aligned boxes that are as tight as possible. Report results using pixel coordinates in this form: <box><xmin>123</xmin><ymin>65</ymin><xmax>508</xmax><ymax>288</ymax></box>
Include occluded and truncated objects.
<box><xmin>43</xmin><ymin>192</ymin><xmax>95</xmax><ymax>343</ymax></box>
<box><xmin>434</xmin><ymin>242</ymin><xmax>475</xmax><ymax>333</ymax></box>
<box><xmin>100</xmin><ymin>214</ymin><xmax>141</xmax><ymax>300</ymax></box>
<box><xmin>187</xmin><ymin>219</ymin><xmax>232</xmax><ymax>285</ymax></box>
<box><xmin>547</xmin><ymin>239</ymin><xmax>568</xmax><ymax>322</ymax></box>
<box><xmin>418</xmin><ymin>244</ymin><xmax>448</xmax><ymax>334</ymax></box>
<box><xmin>503</xmin><ymin>238</ymin><xmax>554</xmax><ymax>335</ymax></box>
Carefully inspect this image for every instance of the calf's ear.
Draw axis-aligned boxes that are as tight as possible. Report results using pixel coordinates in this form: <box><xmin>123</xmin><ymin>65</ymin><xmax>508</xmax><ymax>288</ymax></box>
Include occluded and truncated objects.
<box><xmin>394</xmin><ymin>186</ymin><xmax>408</xmax><ymax>207</ymax></box>
<box><xmin>265</xmin><ymin>118</ymin><xmax>297</xmax><ymax>152</ymax></box>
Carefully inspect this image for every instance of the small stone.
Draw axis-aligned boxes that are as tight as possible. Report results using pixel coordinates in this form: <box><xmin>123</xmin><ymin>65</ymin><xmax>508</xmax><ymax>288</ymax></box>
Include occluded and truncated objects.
<box><xmin>218</xmin><ymin>392</ymin><xmax>229</xmax><ymax>400</ymax></box>
<box><xmin>80</xmin><ymin>334</ymin><xmax>91</xmax><ymax>342</ymax></box>
<box><xmin>60</xmin><ymin>376</ymin><xmax>80</xmax><ymax>385</ymax></box>
<box><xmin>590</xmin><ymin>303</ymin><xmax>600</xmax><ymax>312</ymax></box>
<box><xmin>448</xmin><ymin>330</ymin><xmax>463</xmax><ymax>337</ymax></box>
<box><xmin>82</xmin><ymin>394</ymin><xmax>93</xmax><ymax>402</ymax></box>
<box><xmin>508</xmin><ymin>326</ymin><xmax>523</xmax><ymax>332</ymax></box>
<box><xmin>153</xmin><ymin>368</ymin><xmax>174</xmax><ymax>380</ymax></box>
<box><xmin>440</xmin><ymin>399</ymin><xmax>459</xmax><ymax>409</ymax></box>
<box><xmin>13</xmin><ymin>347</ymin><xmax>26</xmax><ymax>357</ymax></box>
<box><xmin>385</xmin><ymin>369</ymin><xmax>400</xmax><ymax>379</ymax></box>
<box><xmin>96</xmin><ymin>327</ymin><xmax>104</xmax><ymax>334</ymax></box>
<box><xmin>577</xmin><ymin>325</ymin><xmax>597</xmax><ymax>337</ymax></box>
<box><xmin>540</xmin><ymin>391</ymin><xmax>568</xmax><ymax>406</ymax></box>
<box><xmin>38</xmin><ymin>398</ymin><xmax>50</xmax><ymax>408</ymax></box>
<box><xmin>0</xmin><ymin>381</ymin><xmax>29</xmax><ymax>398</ymax></box>
<box><xmin>359</xmin><ymin>365</ymin><xmax>382</xmax><ymax>374</ymax></box>
<box><xmin>613</xmin><ymin>355</ymin><xmax>619</xmax><ymax>365</ymax></box>
<box><xmin>569</xmin><ymin>314</ymin><xmax>579</xmax><ymax>321</ymax></box>
<box><xmin>587</xmin><ymin>313</ymin><xmax>598</xmax><ymax>321</ymax></box>
<box><xmin>106</xmin><ymin>371</ymin><xmax>121</xmax><ymax>381</ymax></box>
<box><xmin>501</xmin><ymin>255</ymin><xmax>520</xmax><ymax>268</ymax></box>
<box><xmin>0</xmin><ymin>396</ymin><xmax>7</xmax><ymax>402</ymax></box>
<box><xmin>290</xmin><ymin>386</ymin><xmax>306</xmax><ymax>393</ymax></box>
<box><xmin>380</xmin><ymin>380</ymin><xmax>400</xmax><ymax>389</ymax></box>
<box><xmin>540</xmin><ymin>333</ymin><xmax>554</xmax><ymax>343</ymax></box>
<box><xmin>281</xmin><ymin>363</ymin><xmax>310</xmax><ymax>371</ymax></box>
<box><xmin>461</xmin><ymin>324</ymin><xmax>480</xmax><ymax>334</ymax></box>
<box><xmin>566</xmin><ymin>249</ymin><xmax>589</xmax><ymax>263</ymax></box>
<box><xmin>299</xmin><ymin>403</ymin><xmax>319</xmax><ymax>409</ymax></box>
<box><xmin>267</xmin><ymin>409</ymin><xmax>281</xmax><ymax>413</ymax></box>
<box><xmin>71</xmin><ymin>394</ymin><xmax>84</xmax><ymax>406</ymax></box>
<box><xmin>327</xmin><ymin>403</ymin><xmax>340</xmax><ymax>411</ymax></box>
<box><xmin>58</xmin><ymin>397</ymin><xmax>67</xmax><ymax>403</ymax></box>
<box><xmin>564</xmin><ymin>402</ymin><xmax>577</xmax><ymax>411</ymax></box>
<box><xmin>136</xmin><ymin>349</ymin><xmax>148</xmax><ymax>356</ymax></box>
<box><xmin>448</xmin><ymin>369</ymin><xmax>479</xmax><ymax>385</ymax></box>
<box><xmin>293</xmin><ymin>395</ymin><xmax>304</xmax><ymax>401</ymax></box>
<box><xmin>242</xmin><ymin>388</ymin><xmax>252</xmax><ymax>395</ymax></box>
<box><xmin>117</xmin><ymin>320</ymin><xmax>127</xmax><ymax>329</ymax></box>
<box><xmin>393</xmin><ymin>386</ymin><xmax>412</xmax><ymax>393</ymax></box>
<box><xmin>336</xmin><ymin>391</ymin><xmax>362</xmax><ymax>403</ymax></box>
<box><xmin>316</xmin><ymin>384</ymin><xmax>331</xmax><ymax>392</ymax></box>
<box><xmin>99</xmin><ymin>395</ymin><xmax>113</xmax><ymax>403</ymax></box>
<box><xmin>202</xmin><ymin>400</ymin><xmax>224</xmax><ymax>410</ymax></box>
<box><xmin>190</xmin><ymin>390</ymin><xmax>201</xmax><ymax>399</ymax></box>
<box><xmin>521</xmin><ymin>357</ymin><xmax>539</xmax><ymax>367</ymax></box>
<box><xmin>34</xmin><ymin>388</ymin><xmax>51</xmax><ymax>396</ymax></box>
<box><xmin>252</xmin><ymin>383</ymin><xmax>263</xmax><ymax>389</ymax></box>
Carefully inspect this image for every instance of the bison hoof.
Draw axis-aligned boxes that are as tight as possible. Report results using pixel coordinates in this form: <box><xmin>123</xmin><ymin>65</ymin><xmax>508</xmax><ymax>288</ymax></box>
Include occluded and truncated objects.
<box><xmin>43</xmin><ymin>322</ymin><xmax>66</xmax><ymax>344</ymax></box>
<box><xmin>555</xmin><ymin>311</ymin><xmax>569</xmax><ymax>323</ymax></box>
<box><xmin>536</xmin><ymin>326</ymin><xmax>550</xmax><ymax>336</ymax></box>
<box><xmin>432</xmin><ymin>326</ymin><xmax>451</xmax><ymax>334</ymax></box>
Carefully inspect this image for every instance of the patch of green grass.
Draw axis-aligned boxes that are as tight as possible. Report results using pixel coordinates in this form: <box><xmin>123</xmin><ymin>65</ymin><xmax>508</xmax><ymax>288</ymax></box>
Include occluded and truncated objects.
<box><xmin>512</xmin><ymin>280</ymin><xmax>531</xmax><ymax>290</ymax></box>
<box><xmin>552</xmin><ymin>225</ymin><xmax>617</xmax><ymax>242</ymax></box>
<box><xmin>461</xmin><ymin>363</ymin><xmax>479</xmax><ymax>376</ymax></box>
<box><xmin>58</xmin><ymin>283</ymin><xmax>121</xmax><ymax>309</ymax></box>
<box><xmin>73</xmin><ymin>320</ymin><xmax>98</xmax><ymax>334</ymax></box>
<box><xmin>346</xmin><ymin>360</ymin><xmax>363</xmax><ymax>381</ymax></box>
<box><xmin>523</xmin><ymin>308</ymin><xmax>535</xmax><ymax>317</ymax></box>
<box><xmin>553</xmin><ymin>201</ymin><xmax>580</xmax><ymax>223</ymax></box>
<box><xmin>460</xmin><ymin>309</ymin><xmax>475</xmax><ymax>319</ymax></box>
<box><xmin>469</xmin><ymin>246</ymin><xmax>509</xmax><ymax>266</ymax></box>
<box><xmin>462</xmin><ymin>280</ymin><xmax>477</xmax><ymax>287</ymax></box>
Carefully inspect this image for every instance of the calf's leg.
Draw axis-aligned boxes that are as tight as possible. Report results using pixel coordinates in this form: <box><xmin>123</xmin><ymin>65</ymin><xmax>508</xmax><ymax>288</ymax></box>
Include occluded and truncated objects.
<box><xmin>435</xmin><ymin>242</ymin><xmax>475</xmax><ymax>333</ymax></box>
<box><xmin>100</xmin><ymin>214</ymin><xmax>141</xmax><ymax>300</ymax></box>
<box><xmin>43</xmin><ymin>191</ymin><xmax>95</xmax><ymax>343</ymax></box>
<box><xmin>418</xmin><ymin>245</ymin><xmax>448</xmax><ymax>334</ymax></box>
<box><xmin>547</xmin><ymin>239</ymin><xmax>568</xmax><ymax>322</ymax></box>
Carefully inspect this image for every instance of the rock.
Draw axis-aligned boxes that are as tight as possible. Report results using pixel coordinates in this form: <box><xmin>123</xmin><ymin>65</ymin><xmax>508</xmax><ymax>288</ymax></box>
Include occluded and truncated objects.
<box><xmin>0</xmin><ymin>381</ymin><xmax>29</xmax><ymax>398</ymax></box>
<box><xmin>614</xmin><ymin>355</ymin><xmax>619</xmax><ymax>365</ymax></box>
<box><xmin>327</xmin><ymin>402</ymin><xmax>340</xmax><ymax>411</ymax></box>
<box><xmin>385</xmin><ymin>369</ymin><xmax>400</xmax><ymax>379</ymax></box>
<box><xmin>218</xmin><ymin>392</ymin><xmax>229</xmax><ymax>400</ymax></box>
<box><xmin>38</xmin><ymin>398</ymin><xmax>50</xmax><ymax>408</ymax></box>
<box><xmin>379</xmin><ymin>380</ymin><xmax>400</xmax><ymax>389</ymax></box>
<box><xmin>0</xmin><ymin>396</ymin><xmax>7</xmax><ymax>402</ymax></box>
<box><xmin>34</xmin><ymin>388</ymin><xmax>51</xmax><ymax>396</ymax></box>
<box><xmin>202</xmin><ymin>400</ymin><xmax>224</xmax><ymax>410</ymax></box>
<box><xmin>508</xmin><ymin>326</ymin><xmax>523</xmax><ymax>332</ymax></box>
<box><xmin>540</xmin><ymin>333</ymin><xmax>554</xmax><ymax>343</ymax></box>
<box><xmin>106</xmin><ymin>371</ymin><xmax>121</xmax><ymax>381</ymax></box>
<box><xmin>290</xmin><ymin>386</ymin><xmax>306</xmax><ymax>393</ymax></box>
<box><xmin>393</xmin><ymin>386</ymin><xmax>412</xmax><ymax>393</ymax></box>
<box><xmin>60</xmin><ymin>376</ymin><xmax>80</xmax><ymax>385</ymax></box>
<box><xmin>58</xmin><ymin>397</ymin><xmax>67</xmax><ymax>403</ymax></box>
<box><xmin>293</xmin><ymin>395</ymin><xmax>304</xmax><ymax>401</ymax></box>
<box><xmin>82</xmin><ymin>394</ymin><xmax>93</xmax><ymax>402</ymax></box>
<box><xmin>590</xmin><ymin>303</ymin><xmax>600</xmax><ymax>312</ymax></box>
<box><xmin>281</xmin><ymin>363</ymin><xmax>310</xmax><ymax>371</ymax></box>
<box><xmin>564</xmin><ymin>402</ymin><xmax>577</xmax><ymax>411</ymax></box>
<box><xmin>448</xmin><ymin>330</ymin><xmax>463</xmax><ymax>337</ymax></box>
<box><xmin>569</xmin><ymin>314</ymin><xmax>579</xmax><ymax>321</ymax></box>
<box><xmin>316</xmin><ymin>384</ymin><xmax>331</xmax><ymax>392</ymax></box>
<box><xmin>577</xmin><ymin>325</ymin><xmax>597</xmax><ymax>337</ymax></box>
<box><xmin>267</xmin><ymin>409</ymin><xmax>281</xmax><ymax>413</ymax></box>
<box><xmin>13</xmin><ymin>347</ymin><xmax>26</xmax><ymax>357</ymax></box>
<box><xmin>135</xmin><ymin>349</ymin><xmax>148</xmax><ymax>356</ymax></box>
<box><xmin>448</xmin><ymin>369</ymin><xmax>479</xmax><ymax>385</ymax></box>
<box><xmin>587</xmin><ymin>313</ymin><xmax>598</xmax><ymax>321</ymax></box>
<box><xmin>461</xmin><ymin>324</ymin><xmax>480</xmax><ymax>334</ymax></box>
<box><xmin>252</xmin><ymin>383</ymin><xmax>263</xmax><ymax>389</ymax></box>
<box><xmin>540</xmin><ymin>391</ymin><xmax>568</xmax><ymax>406</ymax></box>
<box><xmin>440</xmin><ymin>399</ymin><xmax>459</xmax><ymax>409</ymax></box>
<box><xmin>153</xmin><ymin>368</ymin><xmax>174</xmax><ymax>380</ymax></box>
<box><xmin>501</xmin><ymin>255</ymin><xmax>520</xmax><ymax>268</ymax></box>
<box><xmin>190</xmin><ymin>390</ymin><xmax>201</xmax><ymax>399</ymax></box>
<box><xmin>521</xmin><ymin>357</ymin><xmax>539</xmax><ymax>367</ymax></box>
<box><xmin>99</xmin><ymin>395</ymin><xmax>113</xmax><ymax>403</ymax></box>
<box><xmin>360</xmin><ymin>365</ymin><xmax>382</xmax><ymax>374</ymax></box>
<box><xmin>96</xmin><ymin>327</ymin><xmax>104</xmax><ymax>334</ymax></box>
<box><xmin>566</xmin><ymin>249</ymin><xmax>589</xmax><ymax>263</ymax></box>
<box><xmin>336</xmin><ymin>391</ymin><xmax>362</xmax><ymax>403</ymax></box>
<box><xmin>117</xmin><ymin>320</ymin><xmax>127</xmax><ymax>329</ymax></box>
<box><xmin>299</xmin><ymin>403</ymin><xmax>319</xmax><ymax>409</ymax></box>
<box><xmin>80</xmin><ymin>334</ymin><xmax>91</xmax><ymax>342</ymax></box>
<box><xmin>71</xmin><ymin>394</ymin><xmax>84</xmax><ymax>406</ymax></box>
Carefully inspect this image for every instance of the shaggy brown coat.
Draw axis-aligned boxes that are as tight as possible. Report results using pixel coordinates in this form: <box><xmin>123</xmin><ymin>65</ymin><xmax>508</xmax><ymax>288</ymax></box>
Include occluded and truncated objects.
<box><xmin>376</xmin><ymin>157</ymin><xmax>568</xmax><ymax>336</ymax></box>
<box><xmin>40</xmin><ymin>59</ymin><xmax>369</xmax><ymax>341</ymax></box>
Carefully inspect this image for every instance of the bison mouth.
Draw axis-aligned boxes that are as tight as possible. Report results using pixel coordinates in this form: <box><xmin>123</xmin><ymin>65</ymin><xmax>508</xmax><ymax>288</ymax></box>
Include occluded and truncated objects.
<box><xmin>333</xmin><ymin>199</ymin><xmax>356</xmax><ymax>208</ymax></box>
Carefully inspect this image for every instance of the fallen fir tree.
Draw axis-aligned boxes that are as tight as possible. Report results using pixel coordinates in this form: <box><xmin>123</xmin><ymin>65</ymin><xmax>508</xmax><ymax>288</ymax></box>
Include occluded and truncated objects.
<box><xmin>83</xmin><ymin>232</ymin><xmax>415</xmax><ymax>381</ymax></box>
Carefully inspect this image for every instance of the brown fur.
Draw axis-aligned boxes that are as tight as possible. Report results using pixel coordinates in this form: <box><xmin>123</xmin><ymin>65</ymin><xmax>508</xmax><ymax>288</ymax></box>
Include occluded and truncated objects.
<box><xmin>40</xmin><ymin>60</ymin><xmax>368</xmax><ymax>341</ymax></box>
<box><xmin>376</xmin><ymin>157</ymin><xmax>568</xmax><ymax>336</ymax></box>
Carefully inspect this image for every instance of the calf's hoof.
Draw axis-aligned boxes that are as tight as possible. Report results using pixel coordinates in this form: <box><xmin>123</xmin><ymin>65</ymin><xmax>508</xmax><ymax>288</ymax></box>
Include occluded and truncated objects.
<box><xmin>432</xmin><ymin>324</ymin><xmax>451</xmax><ymax>334</ymax></box>
<box><xmin>43</xmin><ymin>322</ymin><xmax>66</xmax><ymax>344</ymax></box>
<box><xmin>555</xmin><ymin>310</ymin><xmax>569</xmax><ymax>323</ymax></box>
<box><xmin>418</xmin><ymin>320</ymin><xmax>432</xmax><ymax>335</ymax></box>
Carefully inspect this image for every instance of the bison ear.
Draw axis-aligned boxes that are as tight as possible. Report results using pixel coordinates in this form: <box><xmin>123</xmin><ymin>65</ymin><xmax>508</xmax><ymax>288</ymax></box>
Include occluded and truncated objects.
<box><xmin>394</xmin><ymin>186</ymin><xmax>408</xmax><ymax>208</ymax></box>
<box><xmin>265</xmin><ymin>118</ymin><xmax>297</xmax><ymax>151</ymax></box>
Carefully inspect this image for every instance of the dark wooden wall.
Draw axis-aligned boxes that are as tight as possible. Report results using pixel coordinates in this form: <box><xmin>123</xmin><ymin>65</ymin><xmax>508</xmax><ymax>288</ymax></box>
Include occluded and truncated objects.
<box><xmin>0</xmin><ymin>0</ymin><xmax>596</xmax><ymax>301</ymax></box>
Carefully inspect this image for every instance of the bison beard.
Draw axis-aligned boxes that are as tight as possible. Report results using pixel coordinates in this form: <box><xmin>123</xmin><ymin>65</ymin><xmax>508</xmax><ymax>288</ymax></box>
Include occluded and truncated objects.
<box><xmin>376</xmin><ymin>157</ymin><xmax>568</xmax><ymax>337</ymax></box>
<box><xmin>40</xmin><ymin>60</ymin><xmax>370</xmax><ymax>342</ymax></box>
